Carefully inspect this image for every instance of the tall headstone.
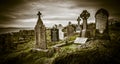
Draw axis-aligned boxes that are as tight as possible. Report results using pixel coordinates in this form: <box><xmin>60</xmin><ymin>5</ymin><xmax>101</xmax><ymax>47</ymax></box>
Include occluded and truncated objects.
<box><xmin>67</xmin><ymin>22</ymin><xmax>74</xmax><ymax>37</ymax></box>
<box><xmin>35</xmin><ymin>11</ymin><xmax>47</xmax><ymax>49</ymax></box>
<box><xmin>95</xmin><ymin>8</ymin><xmax>110</xmax><ymax>40</ymax></box>
<box><xmin>51</xmin><ymin>26</ymin><xmax>59</xmax><ymax>42</ymax></box>
<box><xmin>58</xmin><ymin>24</ymin><xmax>64</xmax><ymax>40</ymax></box>
<box><xmin>76</xmin><ymin>16</ymin><xmax>82</xmax><ymax>36</ymax></box>
<box><xmin>80</xmin><ymin>10</ymin><xmax>90</xmax><ymax>37</ymax></box>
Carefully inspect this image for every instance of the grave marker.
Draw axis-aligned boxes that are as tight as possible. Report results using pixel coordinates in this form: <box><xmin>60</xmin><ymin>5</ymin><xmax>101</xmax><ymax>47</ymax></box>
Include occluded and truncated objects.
<box><xmin>58</xmin><ymin>24</ymin><xmax>64</xmax><ymax>40</ymax></box>
<box><xmin>95</xmin><ymin>8</ymin><xmax>110</xmax><ymax>40</ymax></box>
<box><xmin>51</xmin><ymin>26</ymin><xmax>59</xmax><ymax>42</ymax></box>
<box><xmin>80</xmin><ymin>10</ymin><xmax>90</xmax><ymax>37</ymax></box>
<box><xmin>74</xmin><ymin>37</ymin><xmax>88</xmax><ymax>44</ymax></box>
<box><xmin>35</xmin><ymin>11</ymin><xmax>47</xmax><ymax>50</ymax></box>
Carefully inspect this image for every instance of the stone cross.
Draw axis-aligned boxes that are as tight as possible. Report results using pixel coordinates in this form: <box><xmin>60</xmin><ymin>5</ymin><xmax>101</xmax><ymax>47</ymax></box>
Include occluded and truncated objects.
<box><xmin>37</xmin><ymin>11</ymin><xmax>41</xmax><ymax>19</ymax></box>
<box><xmin>80</xmin><ymin>10</ymin><xmax>90</xmax><ymax>37</ymax></box>
<box><xmin>76</xmin><ymin>16</ymin><xmax>82</xmax><ymax>36</ymax></box>
<box><xmin>80</xmin><ymin>10</ymin><xmax>90</xmax><ymax>30</ymax></box>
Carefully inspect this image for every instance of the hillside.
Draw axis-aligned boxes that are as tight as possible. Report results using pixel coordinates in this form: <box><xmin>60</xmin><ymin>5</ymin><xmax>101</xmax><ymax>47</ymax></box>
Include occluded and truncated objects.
<box><xmin>0</xmin><ymin>23</ymin><xmax>120</xmax><ymax>64</ymax></box>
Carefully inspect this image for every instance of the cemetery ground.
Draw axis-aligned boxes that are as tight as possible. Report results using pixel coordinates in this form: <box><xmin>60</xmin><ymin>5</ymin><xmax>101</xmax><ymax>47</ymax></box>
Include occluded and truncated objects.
<box><xmin>0</xmin><ymin>24</ymin><xmax>120</xmax><ymax>64</ymax></box>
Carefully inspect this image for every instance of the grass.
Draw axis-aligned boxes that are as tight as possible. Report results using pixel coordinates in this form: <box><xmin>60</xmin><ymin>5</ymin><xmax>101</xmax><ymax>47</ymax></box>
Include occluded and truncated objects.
<box><xmin>1</xmin><ymin>36</ymin><xmax>120</xmax><ymax>64</ymax></box>
<box><xmin>52</xmin><ymin>25</ymin><xmax>120</xmax><ymax>64</ymax></box>
<box><xmin>0</xmin><ymin>24</ymin><xmax>120</xmax><ymax>64</ymax></box>
<box><xmin>52</xmin><ymin>39</ymin><xmax>120</xmax><ymax>64</ymax></box>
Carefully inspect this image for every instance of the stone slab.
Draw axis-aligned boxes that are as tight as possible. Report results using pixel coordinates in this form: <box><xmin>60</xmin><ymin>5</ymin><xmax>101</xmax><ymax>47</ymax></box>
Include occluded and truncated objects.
<box><xmin>74</xmin><ymin>37</ymin><xmax>88</xmax><ymax>44</ymax></box>
<box><xmin>32</xmin><ymin>48</ymin><xmax>48</xmax><ymax>52</ymax></box>
<box><xmin>52</xmin><ymin>43</ymin><xmax>66</xmax><ymax>48</ymax></box>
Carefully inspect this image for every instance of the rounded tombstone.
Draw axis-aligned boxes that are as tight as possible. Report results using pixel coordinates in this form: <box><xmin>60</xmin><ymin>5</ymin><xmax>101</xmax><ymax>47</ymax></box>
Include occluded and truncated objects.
<box><xmin>95</xmin><ymin>8</ymin><xmax>109</xmax><ymax>33</ymax></box>
<box><xmin>95</xmin><ymin>8</ymin><xmax>110</xmax><ymax>40</ymax></box>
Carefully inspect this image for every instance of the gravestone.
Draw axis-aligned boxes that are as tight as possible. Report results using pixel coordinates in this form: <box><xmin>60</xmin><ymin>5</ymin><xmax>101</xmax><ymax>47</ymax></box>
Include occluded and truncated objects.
<box><xmin>51</xmin><ymin>26</ymin><xmax>59</xmax><ymax>42</ymax></box>
<box><xmin>58</xmin><ymin>24</ymin><xmax>64</xmax><ymax>40</ymax></box>
<box><xmin>67</xmin><ymin>22</ymin><xmax>75</xmax><ymax>37</ymax></box>
<box><xmin>74</xmin><ymin>37</ymin><xmax>88</xmax><ymax>44</ymax></box>
<box><xmin>74</xmin><ymin>10</ymin><xmax>90</xmax><ymax>44</ymax></box>
<box><xmin>34</xmin><ymin>11</ymin><xmax>47</xmax><ymax>50</ymax></box>
<box><xmin>95</xmin><ymin>8</ymin><xmax>110</xmax><ymax>40</ymax></box>
<box><xmin>76</xmin><ymin>16</ymin><xmax>82</xmax><ymax>35</ymax></box>
<box><xmin>80</xmin><ymin>10</ymin><xmax>90</xmax><ymax>37</ymax></box>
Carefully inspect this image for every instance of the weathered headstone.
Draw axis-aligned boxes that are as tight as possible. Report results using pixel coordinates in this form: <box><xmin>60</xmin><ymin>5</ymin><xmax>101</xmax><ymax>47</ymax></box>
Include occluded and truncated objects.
<box><xmin>80</xmin><ymin>10</ymin><xmax>90</xmax><ymax>37</ymax></box>
<box><xmin>58</xmin><ymin>24</ymin><xmax>64</xmax><ymax>40</ymax></box>
<box><xmin>51</xmin><ymin>26</ymin><xmax>59</xmax><ymax>42</ymax></box>
<box><xmin>87</xmin><ymin>23</ymin><xmax>96</xmax><ymax>38</ymax></box>
<box><xmin>95</xmin><ymin>8</ymin><xmax>110</xmax><ymax>40</ymax></box>
<box><xmin>34</xmin><ymin>11</ymin><xmax>47</xmax><ymax>50</ymax></box>
<box><xmin>67</xmin><ymin>22</ymin><xmax>75</xmax><ymax>37</ymax></box>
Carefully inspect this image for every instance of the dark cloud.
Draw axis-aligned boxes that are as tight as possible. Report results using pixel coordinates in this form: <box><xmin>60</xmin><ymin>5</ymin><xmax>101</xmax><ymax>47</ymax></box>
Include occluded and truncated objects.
<box><xmin>72</xmin><ymin>0</ymin><xmax>120</xmax><ymax>17</ymax></box>
<box><xmin>0</xmin><ymin>0</ymin><xmax>25</xmax><ymax>23</ymax></box>
<box><xmin>0</xmin><ymin>0</ymin><xmax>45</xmax><ymax>23</ymax></box>
<box><xmin>0</xmin><ymin>0</ymin><xmax>120</xmax><ymax>27</ymax></box>
<box><xmin>0</xmin><ymin>0</ymin><xmax>25</xmax><ymax>12</ymax></box>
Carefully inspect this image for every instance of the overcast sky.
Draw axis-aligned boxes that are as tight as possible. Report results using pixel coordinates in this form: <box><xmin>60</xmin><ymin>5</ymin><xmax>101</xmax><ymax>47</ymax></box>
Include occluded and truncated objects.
<box><xmin>0</xmin><ymin>0</ymin><xmax>120</xmax><ymax>28</ymax></box>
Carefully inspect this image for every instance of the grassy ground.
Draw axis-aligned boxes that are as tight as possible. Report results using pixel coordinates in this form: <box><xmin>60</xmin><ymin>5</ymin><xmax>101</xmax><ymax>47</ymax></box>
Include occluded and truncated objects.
<box><xmin>52</xmin><ymin>24</ymin><xmax>120</xmax><ymax>64</ymax></box>
<box><xmin>52</xmin><ymin>39</ymin><xmax>120</xmax><ymax>64</ymax></box>
<box><xmin>0</xmin><ymin>24</ymin><xmax>120</xmax><ymax>64</ymax></box>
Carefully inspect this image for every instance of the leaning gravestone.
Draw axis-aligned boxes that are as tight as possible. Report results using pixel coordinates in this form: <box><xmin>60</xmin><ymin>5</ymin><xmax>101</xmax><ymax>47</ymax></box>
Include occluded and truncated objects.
<box><xmin>51</xmin><ymin>26</ymin><xmax>59</xmax><ymax>42</ymax></box>
<box><xmin>95</xmin><ymin>8</ymin><xmax>110</xmax><ymax>40</ymax></box>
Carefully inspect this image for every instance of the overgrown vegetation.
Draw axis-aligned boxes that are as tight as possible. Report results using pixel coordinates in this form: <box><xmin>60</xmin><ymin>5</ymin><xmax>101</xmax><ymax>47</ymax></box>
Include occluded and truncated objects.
<box><xmin>52</xmin><ymin>23</ymin><xmax>120</xmax><ymax>64</ymax></box>
<box><xmin>0</xmin><ymin>23</ymin><xmax>120</xmax><ymax>64</ymax></box>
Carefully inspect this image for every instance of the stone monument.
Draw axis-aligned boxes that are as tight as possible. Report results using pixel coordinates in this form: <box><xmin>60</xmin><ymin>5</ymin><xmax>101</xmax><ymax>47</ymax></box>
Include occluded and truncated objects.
<box><xmin>67</xmin><ymin>22</ymin><xmax>75</xmax><ymax>37</ymax></box>
<box><xmin>95</xmin><ymin>8</ymin><xmax>110</xmax><ymax>40</ymax></box>
<box><xmin>80</xmin><ymin>10</ymin><xmax>90</xmax><ymax>37</ymax></box>
<box><xmin>51</xmin><ymin>26</ymin><xmax>59</xmax><ymax>42</ymax></box>
<box><xmin>74</xmin><ymin>10</ymin><xmax>90</xmax><ymax>44</ymax></box>
<box><xmin>58</xmin><ymin>24</ymin><xmax>64</xmax><ymax>40</ymax></box>
<box><xmin>74</xmin><ymin>37</ymin><xmax>88</xmax><ymax>44</ymax></box>
<box><xmin>34</xmin><ymin>11</ymin><xmax>47</xmax><ymax>50</ymax></box>
<box><xmin>76</xmin><ymin>16</ymin><xmax>82</xmax><ymax>36</ymax></box>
